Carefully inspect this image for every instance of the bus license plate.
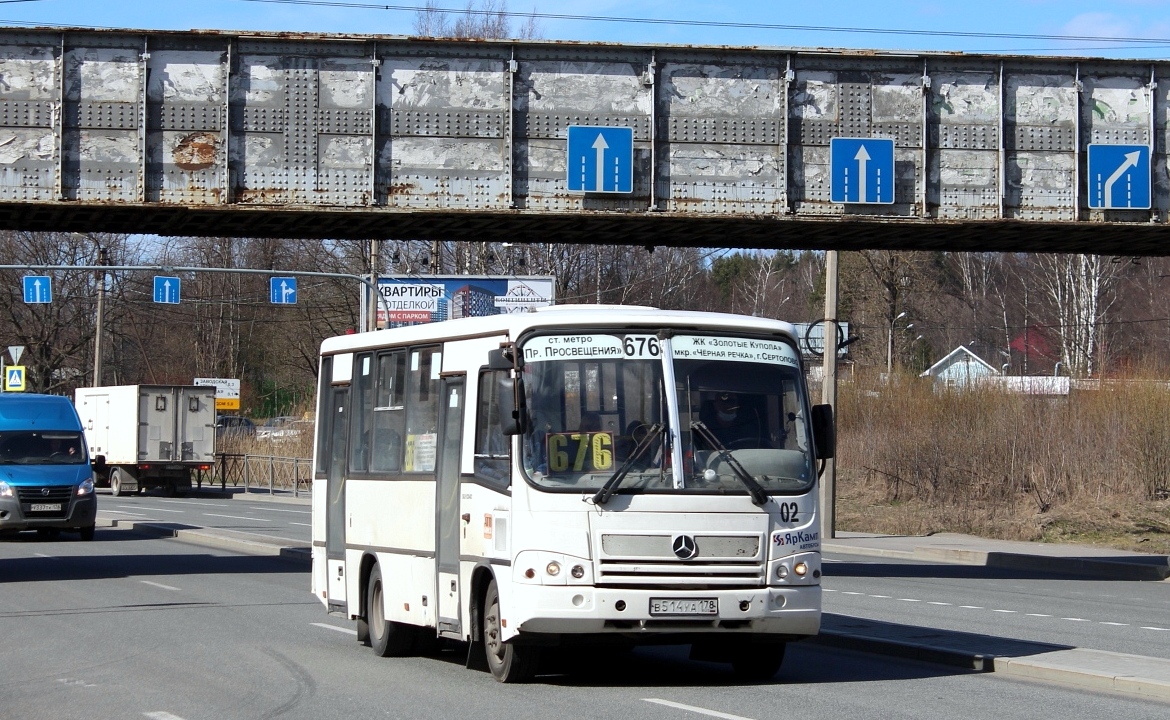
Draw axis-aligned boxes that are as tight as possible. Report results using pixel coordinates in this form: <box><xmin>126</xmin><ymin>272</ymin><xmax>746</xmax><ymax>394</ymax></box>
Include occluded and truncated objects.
<box><xmin>30</xmin><ymin>503</ymin><xmax>61</xmax><ymax>512</ymax></box>
<box><xmin>649</xmin><ymin>598</ymin><xmax>717</xmax><ymax>616</ymax></box>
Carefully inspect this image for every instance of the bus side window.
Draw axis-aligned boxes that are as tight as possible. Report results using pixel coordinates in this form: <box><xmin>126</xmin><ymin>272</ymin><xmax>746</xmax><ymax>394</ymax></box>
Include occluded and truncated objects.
<box><xmin>474</xmin><ymin>370</ymin><xmax>511</xmax><ymax>486</ymax></box>
<box><xmin>404</xmin><ymin>346</ymin><xmax>441</xmax><ymax>473</ymax></box>
<box><xmin>371</xmin><ymin>350</ymin><xmax>406</xmax><ymax>473</ymax></box>
<box><xmin>349</xmin><ymin>352</ymin><xmax>375</xmax><ymax>473</ymax></box>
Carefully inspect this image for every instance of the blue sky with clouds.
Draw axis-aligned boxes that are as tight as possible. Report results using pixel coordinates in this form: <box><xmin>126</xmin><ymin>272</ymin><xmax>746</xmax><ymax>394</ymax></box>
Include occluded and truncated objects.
<box><xmin>2</xmin><ymin>0</ymin><xmax>1169</xmax><ymax>59</ymax></box>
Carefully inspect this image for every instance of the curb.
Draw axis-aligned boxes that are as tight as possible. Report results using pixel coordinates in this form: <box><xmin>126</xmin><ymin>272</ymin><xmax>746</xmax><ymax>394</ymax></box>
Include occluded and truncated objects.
<box><xmin>823</xmin><ymin>542</ymin><xmax>1170</xmax><ymax>582</ymax></box>
<box><xmin>101</xmin><ymin>518</ymin><xmax>311</xmax><ymax>564</ymax></box>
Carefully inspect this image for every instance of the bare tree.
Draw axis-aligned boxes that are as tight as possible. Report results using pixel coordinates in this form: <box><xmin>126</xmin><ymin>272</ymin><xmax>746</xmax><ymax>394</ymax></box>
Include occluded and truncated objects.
<box><xmin>415</xmin><ymin>0</ymin><xmax>540</xmax><ymax>40</ymax></box>
<box><xmin>1032</xmin><ymin>253</ymin><xmax>1123</xmax><ymax>378</ymax></box>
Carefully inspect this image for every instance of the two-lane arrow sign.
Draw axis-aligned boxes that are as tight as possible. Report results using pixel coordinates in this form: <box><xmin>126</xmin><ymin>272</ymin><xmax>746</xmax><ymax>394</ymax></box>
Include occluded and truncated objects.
<box><xmin>270</xmin><ymin>276</ymin><xmax>297</xmax><ymax>305</ymax></box>
<box><xmin>154</xmin><ymin>275</ymin><xmax>181</xmax><ymax>304</ymax></box>
<box><xmin>1088</xmin><ymin>144</ymin><xmax>1150</xmax><ymax>210</ymax></box>
<box><xmin>22</xmin><ymin>275</ymin><xmax>51</xmax><ymax>304</ymax></box>
<box><xmin>830</xmin><ymin>137</ymin><xmax>895</xmax><ymax>204</ymax></box>
<box><xmin>567</xmin><ymin>125</ymin><xmax>633</xmax><ymax>194</ymax></box>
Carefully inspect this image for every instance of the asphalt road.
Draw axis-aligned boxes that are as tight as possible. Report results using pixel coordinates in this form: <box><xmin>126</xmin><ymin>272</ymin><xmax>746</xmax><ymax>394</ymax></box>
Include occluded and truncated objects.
<box><xmin>2</xmin><ymin>526</ymin><xmax>1169</xmax><ymax>720</ymax></box>
<box><xmin>822</xmin><ymin>553</ymin><xmax>1170</xmax><ymax>659</ymax></box>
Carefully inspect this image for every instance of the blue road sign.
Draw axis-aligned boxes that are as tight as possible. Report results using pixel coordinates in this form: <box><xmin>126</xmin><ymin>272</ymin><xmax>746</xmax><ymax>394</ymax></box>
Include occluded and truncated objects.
<box><xmin>4</xmin><ymin>366</ymin><xmax>24</xmax><ymax>392</ymax></box>
<box><xmin>830</xmin><ymin>137</ymin><xmax>896</xmax><ymax>204</ymax></box>
<box><xmin>154</xmin><ymin>275</ymin><xmax>180</xmax><ymax>304</ymax></box>
<box><xmin>270</xmin><ymin>276</ymin><xmax>297</xmax><ymax>304</ymax></box>
<box><xmin>1087</xmin><ymin>144</ymin><xmax>1150</xmax><ymax>210</ymax></box>
<box><xmin>567</xmin><ymin>125</ymin><xmax>634</xmax><ymax>193</ymax></box>
<box><xmin>22</xmin><ymin>275</ymin><xmax>51</xmax><ymax>304</ymax></box>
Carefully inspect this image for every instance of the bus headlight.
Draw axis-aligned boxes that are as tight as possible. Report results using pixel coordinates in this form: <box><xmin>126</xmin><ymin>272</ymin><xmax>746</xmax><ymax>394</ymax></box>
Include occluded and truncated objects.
<box><xmin>794</xmin><ymin>562</ymin><xmax>808</xmax><ymax>577</ymax></box>
<box><xmin>545</xmin><ymin>561</ymin><xmax>561</xmax><ymax>577</ymax></box>
<box><xmin>775</xmin><ymin>564</ymin><xmax>789</xmax><ymax>580</ymax></box>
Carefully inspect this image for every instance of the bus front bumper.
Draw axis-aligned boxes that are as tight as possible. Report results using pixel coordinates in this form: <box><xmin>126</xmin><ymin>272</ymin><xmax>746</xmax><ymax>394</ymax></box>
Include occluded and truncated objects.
<box><xmin>509</xmin><ymin>584</ymin><xmax>820</xmax><ymax>638</ymax></box>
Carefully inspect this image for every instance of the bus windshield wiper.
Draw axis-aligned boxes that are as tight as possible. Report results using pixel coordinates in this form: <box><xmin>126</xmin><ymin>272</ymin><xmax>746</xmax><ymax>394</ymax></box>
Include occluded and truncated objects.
<box><xmin>690</xmin><ymin>421</ymin><xmax>769</xmax><ymax>508</ymax></box>
<box><xmin>591</xmin><ymin>422</ymin><xmax>665</xmax><ymax>506</ymax></box>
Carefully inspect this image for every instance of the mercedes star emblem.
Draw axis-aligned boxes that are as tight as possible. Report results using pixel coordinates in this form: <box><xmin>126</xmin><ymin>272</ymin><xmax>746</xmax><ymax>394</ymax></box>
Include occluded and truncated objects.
<box><xmin>672</xmin><ymin>534</ymin><xmax>698</xmax><ymax>560</ymax></box>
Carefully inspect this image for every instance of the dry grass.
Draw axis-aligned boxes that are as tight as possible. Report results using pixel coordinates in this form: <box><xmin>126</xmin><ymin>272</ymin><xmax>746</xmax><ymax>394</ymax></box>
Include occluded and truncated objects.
<box><xmin>834</xmin><ymin>371</ymin><xmax>1170</xmax><ymax>555</ymax></box>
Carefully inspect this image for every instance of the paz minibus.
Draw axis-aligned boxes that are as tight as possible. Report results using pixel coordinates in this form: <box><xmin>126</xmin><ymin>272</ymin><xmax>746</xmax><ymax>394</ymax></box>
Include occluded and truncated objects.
<box><xmin>311</xmin><ymin>305</ymin><xmax>833</xmax><ymax>682</ymax></box>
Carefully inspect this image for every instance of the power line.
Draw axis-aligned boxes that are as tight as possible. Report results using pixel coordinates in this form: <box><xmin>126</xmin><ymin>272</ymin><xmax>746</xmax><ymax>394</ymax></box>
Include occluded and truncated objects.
<box><xmin>237</xmin><ymin>0</ymin><xmax>1170</xmax><ymax>47</ymax></box>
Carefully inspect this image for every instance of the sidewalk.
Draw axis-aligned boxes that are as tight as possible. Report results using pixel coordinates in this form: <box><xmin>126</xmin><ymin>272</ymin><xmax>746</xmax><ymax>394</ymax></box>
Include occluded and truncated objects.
<box><xmin>97</xmin><ymin>506</ymin><xmax>1170</xmax><ymax>702</ymax></box>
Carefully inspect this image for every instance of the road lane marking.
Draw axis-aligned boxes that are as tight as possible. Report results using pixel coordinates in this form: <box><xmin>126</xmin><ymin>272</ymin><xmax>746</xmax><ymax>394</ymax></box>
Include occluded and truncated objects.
<box><xmin>644</xmin><ymin>699</ymin><xmax>754</xmax><ymax>720</ymax></box>
<box><xmin>841</xmin><ymin>591</ymin><xmax>863</xmax><ymax>595</ymax></box>
<box><xmin>290</xmin><ymin>522</ymin><xmax>311</xmax><ymax>527</ymax></box>
<box><xmin>899</xmin><ymin>598</ymin><xmax>921</xmax><ymax>602</ymax></box>
<box><xmin>1141</xmin><ymin>626</ymin><xmax>1170</xmax><ymax>631</ymax></box>
<box><xmin>1061</xmin><ymin>618</ymin><xmax>1089</xmax><ymax>622</ymax></box>
<box><xmin>312</xmin><ymin>622</ymin><xmax>357</xmax><ymax>636</ymax></box>
<box><xmin>868</xmin><ymin>595</ymin><xmax>891</xmax><ymax>599</ymax></box>
<box><xmin>991</xmin><ymin>609</ymin><xmax>1017</xmax><ymax>613</ymax></box>
<box><xmin>103</xmin><ymin>510</ymin><xmax>152</xmax><ymax>517</ymax></box>
<box><xmin>33</xmin><ymin>553</ymin><xmax>60</xmax><ymax>560</ymax></box>
<box><xmin>247</xmin><ymin>506</ymin><xmax>310</xmax><ymax>514</ymax></box>
<box><xmin>203</xmin><ymin>513</ymin><xmax>272</xmax><ymax>522</ymax></box>
<box><xmin>1100</xmin><ymin>622</ymin><xmax>1129</xmax><ymax>626</ymax></box>
<box><xmin>157</xmin><ymin>500</ymin><xmax>231</xmax><ymax>507</ymax></box>
<box><xmin>1027</xmin><ymin>614</ymin><xmax>1051</xmax><ymax>617</ymax></box>
<box><xmin>927</xmin><ymin>602</ymin><xmax>951</xmax><ymax>606</ymax></box>
<box><xmin>822</xmin><ymin>588</ymin><xmax>836</xmax><ymax>592</ymax></box>
<box><xmin>144</xmin><ymin>713</ymin><xmax>188</xmax><ymax>720</ymax></box>
<box><xmin>141</xmin><ymin>581</ymin><xmax>181</xmax><ymax>592</ymax></box>
<box><xmin>118</xmin><ymin>506</ymin><xmax>185</xmax><ymax>513</ymax></box>
<box><xmin>959</xmin><ymin>606</ymin><xmax>982</xmax><ymax>609</ymax></box>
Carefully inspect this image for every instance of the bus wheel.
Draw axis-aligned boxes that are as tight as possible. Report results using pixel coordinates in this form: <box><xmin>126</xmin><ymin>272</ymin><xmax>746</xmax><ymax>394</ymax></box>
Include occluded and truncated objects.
<box><xmin>483</xmin><ymin>579</ymin><xmax>538</xmax><ymax>683</ymax></box>
<box><xmin>729</xmin><ymin>642</ymin><xmax>786</xmax><ymax>682</ymax></box>
<box><xmin>366</xmin><ymin>564</ymin><xmax>416</xmax><ymax>657</ymax></box>
<box><xmin>110</xmin><ymin>468</ymin><xmax>126</xmax><ymax>497</ymax></box>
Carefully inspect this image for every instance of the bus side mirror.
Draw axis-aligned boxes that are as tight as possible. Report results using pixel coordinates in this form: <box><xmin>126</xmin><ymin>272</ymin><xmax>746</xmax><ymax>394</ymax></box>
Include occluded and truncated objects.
<box><xmin>498</xmin><ymin>376</ymin><xmax>527</xmax><ymax>435</ymax></box>
<box><xmin>811</xmin><ymin>404</ymin><xmax>835</xmax><ymax>460</ymax></box>
<box><xmin>487</xmin><ymin>346</ymin><xmax>517</xmax><ymax>371</ymax></box>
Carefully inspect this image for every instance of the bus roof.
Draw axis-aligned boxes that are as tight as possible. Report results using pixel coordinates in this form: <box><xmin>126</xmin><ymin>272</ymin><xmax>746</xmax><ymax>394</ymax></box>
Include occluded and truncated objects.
<box><xmin>319</xmin><ymin>305</ymin><xmax>800</xmax><ymax>356</ymax></box>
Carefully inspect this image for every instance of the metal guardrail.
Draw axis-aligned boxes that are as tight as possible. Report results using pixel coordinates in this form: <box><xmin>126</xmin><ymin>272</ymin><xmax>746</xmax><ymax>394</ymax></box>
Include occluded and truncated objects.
<box><xmin>195</xmin><ymin>453</ymin><xmax>312</xmax><ymax>497</ymax></box>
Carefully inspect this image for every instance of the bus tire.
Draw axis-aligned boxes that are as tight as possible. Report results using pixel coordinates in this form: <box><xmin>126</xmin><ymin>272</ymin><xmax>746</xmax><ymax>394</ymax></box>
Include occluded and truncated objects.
<box><xmin>483</xmin><ymin>579</ymin><xmax>538</xmax><ymax>683</ymax></box>
<box><xmin>729</xmin><ymin>642</ymin><xmax>786</xmax><ymax>682</ymax></box>
<box><xmin>366</xmin><ymin>564</ymin><xmax>416</xmax><ymax>657</ymax></box>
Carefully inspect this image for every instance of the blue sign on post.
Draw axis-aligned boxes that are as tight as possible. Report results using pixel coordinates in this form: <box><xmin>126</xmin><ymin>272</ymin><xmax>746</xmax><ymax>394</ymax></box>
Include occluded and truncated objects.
<box><xmin>270</xmin><ymin>276</ymin><xmax>297</xmax><ymax>304</ymax></box>
<box><xmin>830</xmin><ymin>137</ymin><xmax>896</xmax><ymax>204</ymax></box>
<box><xmin>22</xmin><ymin>275</ymin><xmax>51</xmax><ymax>304</ymax></box>
<box><xmin>1087</xmin><ymin>144</ymin><xmax>1150</xmax><ymax>210</ymax></box>
<box><xmin>567</xmin><ymin>125</ymin><xmax>634</xmax><ymax>194</ymax></box>
<box><xmin>154</xmin><ymin>276</ymin><xmax>180</xmax><ymax>304</ymax></box>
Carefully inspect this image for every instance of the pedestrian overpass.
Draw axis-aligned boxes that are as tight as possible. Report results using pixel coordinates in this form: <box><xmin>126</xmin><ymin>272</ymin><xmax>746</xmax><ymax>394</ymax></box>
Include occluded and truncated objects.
<box><xmin>0</xmin><ymin>27</ymin><xmax>1166</xmax><ymax>254</ymax></box>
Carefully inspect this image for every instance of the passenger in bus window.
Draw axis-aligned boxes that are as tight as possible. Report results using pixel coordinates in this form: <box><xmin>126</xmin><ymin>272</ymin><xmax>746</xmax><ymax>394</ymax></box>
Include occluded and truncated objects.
<box><xmin>702</xmin><ymin>392</ymin><xmax>766</xmax><ymax>449</ymax></box>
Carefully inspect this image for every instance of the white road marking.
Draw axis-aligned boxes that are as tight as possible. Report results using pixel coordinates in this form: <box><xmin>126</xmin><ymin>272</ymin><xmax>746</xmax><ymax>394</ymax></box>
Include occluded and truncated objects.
<box><xmin>57</xmin><ymin>678</ymin><xmax>97</xmax><ymax>688</ymax></box>
<box><xmin>157</xmin><ymin>500</ymin><xmax>229</xmax><ymax>507</ymax></box>
<box><xmin>1062</xmin><ymin>618</ymin><xmax>1089</xmax><ymax>622</ymax></box>
<box><xmin>144</xmin><ymin>712</ymin><xmax>188</xmax><ymax>720</ymax></box>
<box><xmin>1141</xmin><ymin>626</ymin><xmax>1170</xmax><ymax>631</ymax></box>
<box><xmin>141</xmin><ymin>581</ymin><xmax>181</xmax><ymax>592</ymax></box>
<box><xmin>899</xmin><ymin>598</ymin><xmax>921</xmax><ymax>602</ymax></box>
<box><xmin>1027</xmin><ymin>614</ymin><xmax>1052</xmax><ymax>617</ymax></box>
<box><xmin>103</xmin><ymin>510</ymin><xmax>152</xmax><ymax>517</ymax></box>
<box><xmin>841</xmin><ymin>591</ymin><xmax>863</xmax><ymax>596</ymax></box>
<box><xmin>869</xmin><ymin>595</ymin><xmax>891</xmax><ymax>599</ymax></box>
<box><xmin>1100</xmin><ymin>622</ymin><xmax>1129</xmax><ymax>626</ymax></box>
<box><xmin>991</xmin><ymin>609</ymin><xmax>1017</xmax><ymax>614</ymax></box>
<box><xmin>247</xmin><ymin>506</ymin><xmax>310</xmax><ymax>514</ymax></box>
<box><xmin>202</xmin><ymin>513</ymin><xmax>271</xmax><ymax>522</ymax></box>
<box><xmin>290</xmin><ymin>522</ymin><xmax>312</xmax><ymax>527</ymax></box>
<box><xmin>959</xmin><ymin>606</ymin><xmax>983</xmax><ymax>609</ymax></box>
<box><xmin>118</xmin><ymin>506</ymin><xmax>185</xmax><ymax>513</ymax></box>
<box><xmin>822</xmin><ymin>588</ymin><xmax>836</xmax><ymax>592</ymax></box>
<box><xmin>644</xmin><ymin>699</ymin><xmax>755</xmax><ymax>720</ymax></box>
<box><xmin>312</xmin><ymin>622</ymin><xmax>357</xmax><ymax>636</ymax></box>
<box><xmin>927</xmin><ymin>602</ymin><xmax>952</xmax><ymax>606</ymax></box>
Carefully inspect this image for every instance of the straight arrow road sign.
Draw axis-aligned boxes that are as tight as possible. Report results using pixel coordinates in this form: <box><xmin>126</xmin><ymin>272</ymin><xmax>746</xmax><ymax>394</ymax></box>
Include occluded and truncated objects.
<box><xmin>1087</xmin><ymin>144</ymin><xmax>1150</xmax><ymax>209</ymax></box>
<box><xmin>567</xmin><ymin>125</ymin><xmax>634</xmax><ymax>193</ymax></box>
<box><xmin>22</xmin><ymin>275</ymin><xmax>51</xmax><ymax>303</ymax></box>
<box><xmin>154</xmin><ymin>275</ymin><xmax>181</xmax><ymax>304</ymax></box>
<box><xmin>830</xmin><ymin>137</ymin><xmax>896</xmax><ymax>204</ymax></box>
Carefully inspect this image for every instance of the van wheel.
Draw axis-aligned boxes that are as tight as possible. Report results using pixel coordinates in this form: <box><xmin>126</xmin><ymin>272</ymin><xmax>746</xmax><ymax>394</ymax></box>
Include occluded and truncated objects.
<box><xmin>367</xmin><ymin>564</ymin><xmax>416</xmax><ymax>657</ymax></box>
<box><xmin>110</xmin><ymin>468</ymin><xmax>126</xmax><ymax>497</ymax></box>
<box><xmin>78</xmin><ymin>525</ymin><xmax>95</xmax><ymax>541</ymax></box>
<box><xmin>483</xmin><ymin>579</ymin><xmax>538</xmax><ymax>682</ymax></box>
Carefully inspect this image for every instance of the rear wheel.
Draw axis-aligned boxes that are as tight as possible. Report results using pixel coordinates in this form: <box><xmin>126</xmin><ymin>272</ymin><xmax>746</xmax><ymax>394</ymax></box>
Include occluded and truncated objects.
<box><xmin>366</xmin><ymin>564</ymin><xmax>416</xmax><ymax>657</ymax></box>
<box><xmin>483</xmin><ymin>579</ymin><xmax>538</xmax><ymax>683</ymax></box>
<box><xmin>729</xmin><ymin>643</ymin><xmax>786</xmax><ymax>682</ymax></box>
<box><xmin>110</xmin><ymin>468</ymin><xmax>126</xmax><ymax>497</ymax></box>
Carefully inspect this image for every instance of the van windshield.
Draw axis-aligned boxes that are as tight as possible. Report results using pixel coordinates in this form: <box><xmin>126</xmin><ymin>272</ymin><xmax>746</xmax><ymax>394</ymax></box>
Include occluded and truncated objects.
<box><xmin>0</xmin><ymin>431</ymin><xmax>87</xmax><ymax>465</ymax></box>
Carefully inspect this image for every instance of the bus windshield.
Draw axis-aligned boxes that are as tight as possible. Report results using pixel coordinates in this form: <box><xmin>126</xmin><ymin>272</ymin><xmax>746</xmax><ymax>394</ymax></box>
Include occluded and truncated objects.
<box><xmin>518</xmin><ymin>331</ymin><xmax>815</xmax><ymax>496</ymax></box>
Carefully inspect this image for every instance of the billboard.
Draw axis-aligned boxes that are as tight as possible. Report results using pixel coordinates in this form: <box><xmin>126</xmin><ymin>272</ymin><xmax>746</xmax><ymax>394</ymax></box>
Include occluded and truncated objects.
<box><xmin>194</xmin><ymin>377</ymin><xmax>241</xmax><ymax>410</ymax></box>
<box><xmin>364</xmin><ymin>276</ymin><xmax>555</xmax><ymax>329</ymax></box>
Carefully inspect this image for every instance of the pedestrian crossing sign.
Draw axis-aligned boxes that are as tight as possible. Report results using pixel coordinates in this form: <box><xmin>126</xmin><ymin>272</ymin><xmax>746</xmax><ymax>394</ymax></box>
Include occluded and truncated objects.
<box><xmin>4</xmin><ymin>365</ymin><xmax>25</xmax><ymax>392</ymax></box>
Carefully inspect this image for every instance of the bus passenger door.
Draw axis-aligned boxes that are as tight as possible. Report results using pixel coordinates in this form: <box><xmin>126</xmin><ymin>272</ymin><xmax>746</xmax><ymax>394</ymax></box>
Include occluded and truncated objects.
<box><xmin>326</xmin><ymin>388</ymin><xmax>349</xmax><ymax>608</ymax></box>
<box><xmin>436</xmin><ymin>377</ymin><xmax>465</xmax><ymax>637</ymax></box>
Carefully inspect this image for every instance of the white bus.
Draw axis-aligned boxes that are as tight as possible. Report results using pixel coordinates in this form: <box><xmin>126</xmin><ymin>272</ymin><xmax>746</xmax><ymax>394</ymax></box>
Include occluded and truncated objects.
<box><xmin>311</xmin><ymin>305</ymin><xmax>834</xmax><ymax>682</ymax></box>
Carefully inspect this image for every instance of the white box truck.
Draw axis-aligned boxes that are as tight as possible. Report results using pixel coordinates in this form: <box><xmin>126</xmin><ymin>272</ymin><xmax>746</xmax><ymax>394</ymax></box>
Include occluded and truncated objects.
<box><xmin>74</xmin><ymin>385</ymin><xmax>217</xmax><ymax>496</ymax></box>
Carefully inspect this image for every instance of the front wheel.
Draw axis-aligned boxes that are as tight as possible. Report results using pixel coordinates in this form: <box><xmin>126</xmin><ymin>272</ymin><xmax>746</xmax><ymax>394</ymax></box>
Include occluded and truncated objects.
<box><xmin>366</xmin><ymin>564</ymin><xmax>416</xmax><ymax>657</ymax></box>
<box><xmin>730</xmin><ymin>643</ymin><xmax>786</xmax><ymax>682</ymax></box>
<box><xmin>483</xmin><ymin>579</ymin><xmax>539</xmax><ymax>683</ymax></box>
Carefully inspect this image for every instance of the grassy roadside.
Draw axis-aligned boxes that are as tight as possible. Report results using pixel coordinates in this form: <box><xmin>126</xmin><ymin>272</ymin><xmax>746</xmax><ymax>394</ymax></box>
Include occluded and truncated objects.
<box><xmin>833</xmin><ymin>371</ymin><xmax>1170</xmax><ymax>556</ymax></box>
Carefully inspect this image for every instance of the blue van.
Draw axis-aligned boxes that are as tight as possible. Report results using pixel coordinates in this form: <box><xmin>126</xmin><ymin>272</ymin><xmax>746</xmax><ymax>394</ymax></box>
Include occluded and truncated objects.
<box><xmin>0</xmin><ymin>393</ymin><xmax>96</xmax><ymax>540</ymax></box>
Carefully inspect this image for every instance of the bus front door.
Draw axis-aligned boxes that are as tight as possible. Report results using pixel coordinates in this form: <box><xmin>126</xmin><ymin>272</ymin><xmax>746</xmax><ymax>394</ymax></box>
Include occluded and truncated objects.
<box><xmin>326</xmin><ymin>388</ymin><xmax>349</xmax><ymax>610</ymax></box>
<box><xmin>436</xmin><ymin>377</ymin><xmax>464</xmax><ymax>637</ymax></box>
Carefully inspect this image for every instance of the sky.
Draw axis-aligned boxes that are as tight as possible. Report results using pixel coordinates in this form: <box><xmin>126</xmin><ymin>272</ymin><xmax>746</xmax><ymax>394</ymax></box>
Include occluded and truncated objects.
<box><xmin>1</xmin><ymin>0</ymin><xmax>1170</xmax><ymax>60</ymax></box>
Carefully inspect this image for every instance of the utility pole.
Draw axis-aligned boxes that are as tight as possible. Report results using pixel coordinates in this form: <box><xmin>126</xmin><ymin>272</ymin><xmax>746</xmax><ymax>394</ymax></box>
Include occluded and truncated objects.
<box><xmin>368</xmin><ymin>239</ymin><xmax>380</xmax><ymax>332</ymax></box>
<box><xmin>820</xmin><ymin>250</ymin><xmax>839</xmax><ymax>540</ymax></box>
<box><xmin>93</xmin><ymin>244</ymin><xmax>109</xmax><ymax>386</ymax></box>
